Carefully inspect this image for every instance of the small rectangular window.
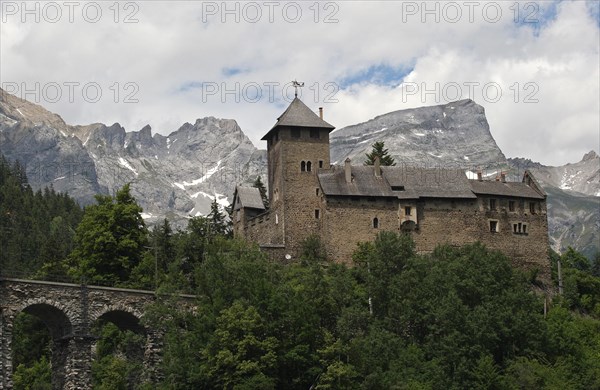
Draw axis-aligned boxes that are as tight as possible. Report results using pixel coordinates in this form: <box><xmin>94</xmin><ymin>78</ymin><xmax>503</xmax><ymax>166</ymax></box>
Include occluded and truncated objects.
<box><xmin>316</xmin><ymin>188</ymin><xmax>320</xmax><ymax>196</ymax></box>
<box><xmin>310</xmin><ymin>129</ymin><xmax>319</xmax><ymax>139</ymax></box>
<box><xmin>489</xmin><ymin>199</ymin><xmax>496</xmax><ymax>210</ymax></box>
<box><xmin>405</xmin><ymin>206</ymin><xmax>412</xmax><ymax>216</ymax></box>
<box><xmin>489</xmin><ymin>220</ymin><xmax>498</xmax><ymax>233</ymax></box>
<box><xmin>522</xmin><ymin>224</ymin><xmax>528</xmax><ymax>234</ymax></box>
<box><xmin>314</xmin><ymin>209</ymin><xmax>320</xmax><ymax>219</ymax></box>
<box><xmin>513</xmin><ymin>223</ymin><xmax>518</xmax><ymax>233</ymax></box>
<box><xmin>509</xmin><ymin>200</ymin><xmax>515</xmax><ymax>212</ymax></box>
<box><xmin>319</xmin><ymin>160</ymin><xmax>324</xmax><ymax>169</ymax></box>
<box><xmin>529</xmin><ymin>202</ymin><xmax>536</xmax><ymax>214</ymax></box>
<box><xmin>291</xmin><ymin>129</ymin><xmax>301</xmax><ymax>139</ymax></box>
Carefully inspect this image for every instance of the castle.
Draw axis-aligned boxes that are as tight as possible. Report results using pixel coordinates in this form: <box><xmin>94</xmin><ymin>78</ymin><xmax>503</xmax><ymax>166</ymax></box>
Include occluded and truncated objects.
<box><xmin>232</xmin><ymin>97</ymin><xmax>550</xmax><ymax>278</ymax></box>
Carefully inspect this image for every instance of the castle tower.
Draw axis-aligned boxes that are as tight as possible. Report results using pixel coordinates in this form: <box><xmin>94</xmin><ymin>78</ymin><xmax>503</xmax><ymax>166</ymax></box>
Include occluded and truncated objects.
<box><xmin>261</xmin><ymin>97</ymin><xmax>335</xmax><ymax>256</ymax></box>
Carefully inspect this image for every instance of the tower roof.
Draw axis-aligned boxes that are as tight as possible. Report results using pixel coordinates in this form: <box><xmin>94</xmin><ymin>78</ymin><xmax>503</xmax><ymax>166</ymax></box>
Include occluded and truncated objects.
<box><xmin>261</xmin><ymin>97</ymin><xmax>334</xmax><ymax>140</ymax></box>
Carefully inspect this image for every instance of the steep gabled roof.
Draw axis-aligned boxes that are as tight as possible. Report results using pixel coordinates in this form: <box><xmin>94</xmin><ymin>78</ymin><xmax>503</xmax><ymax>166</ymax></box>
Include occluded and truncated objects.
<box><xmin>233</xmin><ymin>186</ymin><xmax>266</xmax><ymax>210</ymax></box>
<box><xmin>523</xmin><ymin>170</ymin><xmax>546</xmax><ymax>197</ymax></box>
<box><xmin>261</xmin><ymin>97</ymin><xmax>334</xmax><ymax>140</ymax></box>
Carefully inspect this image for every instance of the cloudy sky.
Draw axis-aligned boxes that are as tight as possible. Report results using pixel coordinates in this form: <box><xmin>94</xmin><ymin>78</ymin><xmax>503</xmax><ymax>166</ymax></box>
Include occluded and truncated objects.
<box><xmin>1</xmin><ymin>0</ymin><xmax>598</xmax><ymax>166</ymax></box>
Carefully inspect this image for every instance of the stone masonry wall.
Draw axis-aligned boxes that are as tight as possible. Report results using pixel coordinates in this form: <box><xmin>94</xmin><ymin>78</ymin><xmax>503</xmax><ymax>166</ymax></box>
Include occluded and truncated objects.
<box><xmin>322</xmin><ymin>197</ymin><xmax>399</xmax><ymax>263</ymax></box>
<box><xmin>321</xmin><ymin>195</ymin><xmax>550</xmax><ymax>284</ymax></box>
<box><xmin>280</xmin><ymin>128</ymin><xmax>330</xmax><ymax>259</ymax></box>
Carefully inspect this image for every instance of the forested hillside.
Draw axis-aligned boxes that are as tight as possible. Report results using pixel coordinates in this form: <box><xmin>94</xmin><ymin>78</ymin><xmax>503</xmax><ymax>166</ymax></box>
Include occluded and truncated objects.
<box><xmin>2</xmin><ymin>154</ymin><xmax>599</xmax><ymax>389</ymax></box>
<box><xmin>0</xmin><ymin>155</ymin><xmax>83</xmax><ymax>278</ymax></box>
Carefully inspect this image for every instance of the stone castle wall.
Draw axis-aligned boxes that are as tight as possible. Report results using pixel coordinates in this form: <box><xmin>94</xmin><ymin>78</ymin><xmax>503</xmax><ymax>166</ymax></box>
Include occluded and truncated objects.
<box><xmin>322</xmin><ymin>196</ymin><xmax>399</xmax><ymax>263</ymax></box>
<box><xmin>318</xmin><ymin>194</ymin><xmax>550</xmax><ymax>281</ymax></box>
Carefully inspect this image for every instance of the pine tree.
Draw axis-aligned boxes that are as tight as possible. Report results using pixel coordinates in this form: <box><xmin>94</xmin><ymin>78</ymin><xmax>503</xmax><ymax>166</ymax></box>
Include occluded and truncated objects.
<box><xmin>208</xmin><ymin>198</ymin><xmax>231</xmax><ymax>237</ymax></box>
<box><xmin>252</xmin><ymin>176</ymin><xmax>269</xmax><ymax>209</ymax></box>
<box><xmin>151</xmin><ymin>218</ymin><xmax>174</xmax><ymax>275</ymax></box>
<box><xmin>364</xmin><ymin>141</ymin><xmax>396</xmax><ymax>166</ymax></box>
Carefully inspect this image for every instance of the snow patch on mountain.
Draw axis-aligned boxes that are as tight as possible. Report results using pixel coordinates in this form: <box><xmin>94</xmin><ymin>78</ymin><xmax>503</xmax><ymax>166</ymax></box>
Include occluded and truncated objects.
<box><xmin>118</xmin><ymin>157</ymin><xmax>138</xmax><ymax>176</ymax></box>
<box><xmin>181</xmin><ymin>160</ymin><xmax>222</xmax><ymax>187</ymax></box>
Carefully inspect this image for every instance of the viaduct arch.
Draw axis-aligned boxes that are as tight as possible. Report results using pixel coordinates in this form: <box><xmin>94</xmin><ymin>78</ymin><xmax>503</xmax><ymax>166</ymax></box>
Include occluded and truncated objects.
<box><xmin>0</xmin><ymin>278</ymin><xmax>173</xmax><ymax>389</ymax></box>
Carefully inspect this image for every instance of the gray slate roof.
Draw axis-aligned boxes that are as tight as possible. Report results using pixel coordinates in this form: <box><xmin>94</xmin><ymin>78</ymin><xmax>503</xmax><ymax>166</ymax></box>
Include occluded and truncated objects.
<box><xmin>469</xmin><ymin>180</ymin><xmax>545</xmax><ymax>199</ymax></box>
<box><xmin>318</xmin><ymin>165</ymin><xmax>543</xmax><ymax>200</ymax></box>
<box><xmin>234</xmin><ymin>186</ymin><xmax>266</xmax><ymax>210</ymax></box>
<box><xmin>318</xmin><ymin>166</ymin><xmax>396</xmax><ymax>197</ymax></box>
<box><xmin>262</xmin><ymin>97</ymin><xmax>334</xmax><ymax>140</ymax></box>
<box><xmin>318</xmin><ymin>165</ymin><xmax>477</xmax><ymax>199</ymax></box>
<box><xmin>382</xmin><ymin>166</ymin><xmax>477</xmax><ymax>199</ymax></box>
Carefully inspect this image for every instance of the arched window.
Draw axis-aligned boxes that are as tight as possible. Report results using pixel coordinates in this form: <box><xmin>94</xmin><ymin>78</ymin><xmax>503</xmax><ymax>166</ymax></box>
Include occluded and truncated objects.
<box><xmin>307</xmin><ymin>161</ymin><xmax>312</xmax><ymax>172</ymax></box>
<box><xmin>373</xmin><ymin>217</ymin><xmax>379</xmax><ymax>229</ymax></box>
<box><xmin>301</xmin><ymin>161</ymin><xmax>306</xmax><ymax>172</ymax></box>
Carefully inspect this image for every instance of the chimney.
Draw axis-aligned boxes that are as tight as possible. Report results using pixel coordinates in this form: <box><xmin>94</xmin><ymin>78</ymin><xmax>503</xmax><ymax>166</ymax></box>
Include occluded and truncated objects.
<box><xmin>477</xmin><ymin>169</ymin><xmax>483</xmax><ymax>181</ymax></box>
<box><xmin>319</xmin><ymin>107</ymin><xmax>323</xmax><ymax>119</ymax></box>
<box><xmin>345</xmin><ymin>158</ymin><xmax>352</xmax><ymax>183</ymax></box>
<box><xmin>501</xmin><ymin>171</ymin><xmax>506</xmax><ymax>183</ymax></box>
<box><xmin>374</xmin><ymin>156</ymin><xmax>381</xmax><ymax>177</ymax></box>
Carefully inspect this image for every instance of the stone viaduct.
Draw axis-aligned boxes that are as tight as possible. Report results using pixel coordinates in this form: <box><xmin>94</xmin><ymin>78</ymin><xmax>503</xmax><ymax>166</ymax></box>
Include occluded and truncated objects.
<box><xmin>0</xmin><ymin>277</ymin><xmax>187</xmax><ymax>389</ymax></box>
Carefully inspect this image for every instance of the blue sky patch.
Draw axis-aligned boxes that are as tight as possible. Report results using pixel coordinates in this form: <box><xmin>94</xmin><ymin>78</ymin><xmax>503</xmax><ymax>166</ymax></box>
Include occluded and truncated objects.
<box><xmin>222</xmin><ymin>67</ymin><xmax>247</xmax><ymax>77</ymax></box>
<box><xmin>338</xmin><ymin>64</ymin><xmax>414</xmax><ymax>89</ymax></box>
<box><xmin>177</xmin><ymin>81</ymin><xmax>204</xmax><ymax>93</ymax></box>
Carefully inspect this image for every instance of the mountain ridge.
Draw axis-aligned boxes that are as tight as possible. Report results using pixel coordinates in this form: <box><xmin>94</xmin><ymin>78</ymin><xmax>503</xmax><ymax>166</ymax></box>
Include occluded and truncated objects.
<box><xmin>0</xmin><ymin>88</ymin><xmax>597</xmax><ymax>257</ymax></box>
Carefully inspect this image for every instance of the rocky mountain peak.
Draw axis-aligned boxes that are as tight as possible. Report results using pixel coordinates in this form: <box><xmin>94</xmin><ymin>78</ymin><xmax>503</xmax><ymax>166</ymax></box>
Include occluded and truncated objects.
<box><xmin>0</xmin><ymin>88</ymin><xmax>69</xmax><ymax>134</ymax></box>
<box><xmin>329</xmin><ymin>98</ymin><xmax>504</xmax><ymax>168</ymax></box>
<box><xmin>582</xmin><ymin>150</ymin><xmax>599</xmax><ymax>162</ymax></box>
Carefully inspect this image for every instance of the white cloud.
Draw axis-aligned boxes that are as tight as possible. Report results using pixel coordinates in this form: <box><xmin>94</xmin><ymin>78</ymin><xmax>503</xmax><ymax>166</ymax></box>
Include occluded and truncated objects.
<box><xmin>1</xmin><ymin>0</ymin><xmax>598</xmax><ymax>166</ymax></box>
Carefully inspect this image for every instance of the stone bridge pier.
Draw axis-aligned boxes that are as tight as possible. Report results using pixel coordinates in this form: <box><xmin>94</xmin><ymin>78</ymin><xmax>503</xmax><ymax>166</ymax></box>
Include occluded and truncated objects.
<box><xmin>0</xmin><ymin>278</ymin><xmax>168</xmax><ymax>389</ymax></box>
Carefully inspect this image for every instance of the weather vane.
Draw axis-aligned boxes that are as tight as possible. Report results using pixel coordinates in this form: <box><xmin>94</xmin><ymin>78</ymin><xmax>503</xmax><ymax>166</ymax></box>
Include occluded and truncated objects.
<box><xmin>292</xmin><ymin>80</ymin><xmax>304</xmax><ymax>97</ymax></box>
